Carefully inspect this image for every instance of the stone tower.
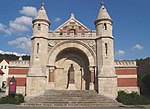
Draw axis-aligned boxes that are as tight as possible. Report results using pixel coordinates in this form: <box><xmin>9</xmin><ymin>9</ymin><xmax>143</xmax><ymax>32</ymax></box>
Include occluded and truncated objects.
<box><xmin>94</xmin><ymin>3</ymin><xmax>117</xmax><ymax>99</ymax></box>
<box><xmin>26</xmin><ymin>3</ymin><xmax>50</xmax><ymax>97</ymax></box>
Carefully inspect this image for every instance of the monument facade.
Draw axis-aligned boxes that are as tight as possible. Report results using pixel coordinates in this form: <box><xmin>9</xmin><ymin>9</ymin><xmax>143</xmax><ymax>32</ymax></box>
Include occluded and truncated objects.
<box><xmin>1</xmin><ymin>2</ymin><xmax>139</xmax><ymax>98</ymax></box>
<box><xmin>22</xmin><ymin>3</ymin><xmax>139</xmax><ymax>99</ymax></box>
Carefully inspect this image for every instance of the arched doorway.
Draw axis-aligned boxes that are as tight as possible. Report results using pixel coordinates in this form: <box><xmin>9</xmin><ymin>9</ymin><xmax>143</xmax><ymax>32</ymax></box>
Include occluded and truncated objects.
<box><xmin>47</xmin><ymin>41</ymin><xmax>96</xmax><ymax>90</ymax></box>
<box><xmin>55</xmin><ymin>48</ymin><xmax>89</xmax><ymax>90</ymax></box>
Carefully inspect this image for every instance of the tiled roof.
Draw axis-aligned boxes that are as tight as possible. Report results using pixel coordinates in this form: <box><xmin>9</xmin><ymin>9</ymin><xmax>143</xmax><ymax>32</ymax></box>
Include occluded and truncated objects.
<box><xmin>0</xmin><ymin>69</ymin><xmax>4</xmax><ymax>74</ymax></box>
<box><xmin>0</xmin><ymin>59</ymin><xmax>10</xmax><ymax>64</ymax></box>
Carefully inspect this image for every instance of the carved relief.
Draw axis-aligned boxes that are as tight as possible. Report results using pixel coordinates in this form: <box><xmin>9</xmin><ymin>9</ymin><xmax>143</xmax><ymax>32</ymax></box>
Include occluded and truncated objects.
<box><xmin>48</xmin><ymin>40</ymin><xmax>61</xmax><ymax>51</ymax></box>
<box><xmin>82</xmin><ymin>40</ymin><xmax>96</xmax><ymax>53</ymax></box>
<box><xmin>83</xmin><ymin>40</ymin><xmax>95</xmax><ymax>47</ymax></box>
<box><xmin>48</xmin><ymin>40</ymin><xmax>61</xmax><ymax>47</ymax></box>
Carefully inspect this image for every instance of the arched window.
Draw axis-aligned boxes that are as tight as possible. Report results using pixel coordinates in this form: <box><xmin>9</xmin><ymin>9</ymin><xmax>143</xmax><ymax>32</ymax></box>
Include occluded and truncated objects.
<box><xmin>37</xmin><ymin>43</ymin><xmax>39</xmax><ymax>53</ymax></box>
<box><xmin>37</xmin><ymin>23</ymin><xmax>41</xmax><ymax>30</ymax></box>
<box><xmin>105</xmin><ymin>43</ymin><xmax>108</xmax><ymax>55</ymax></box>
<box><xmin>103</xmin><ymin>23</ymin><xmax>107</xmax><ymax>30</ymax></box>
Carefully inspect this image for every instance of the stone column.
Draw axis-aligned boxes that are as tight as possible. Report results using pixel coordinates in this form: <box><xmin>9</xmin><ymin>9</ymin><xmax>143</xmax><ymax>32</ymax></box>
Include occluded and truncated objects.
<box><xmin>89</xmin><ymin>67</ymin><xmax>95</xmax><ymax>90</ymax></box>
<box><xmin>48</xmin><ymin>66</ymin><xmax>55</xmax><ymax>89</ymax></box>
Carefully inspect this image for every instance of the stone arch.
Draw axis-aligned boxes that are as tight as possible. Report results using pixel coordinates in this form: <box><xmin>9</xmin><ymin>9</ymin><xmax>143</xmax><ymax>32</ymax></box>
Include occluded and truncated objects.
<box><xmin>48</xmin><ymin>40</ymin><xmax>96</xmax><ymax>67</ymax></box>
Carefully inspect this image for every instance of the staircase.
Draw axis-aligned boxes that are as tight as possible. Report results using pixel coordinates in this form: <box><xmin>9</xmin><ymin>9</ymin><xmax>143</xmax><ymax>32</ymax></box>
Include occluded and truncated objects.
<box><xmin>22</xmin><ymin>90</ymin><xmax>122</xmax><ymax>107</ymax></box>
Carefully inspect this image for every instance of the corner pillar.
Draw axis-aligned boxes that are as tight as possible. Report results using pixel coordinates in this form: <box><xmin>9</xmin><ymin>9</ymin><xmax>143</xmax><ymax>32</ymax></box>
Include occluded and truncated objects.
<box><xmin>48</xmin><ymin>66</ymin><xmax>55</xmax><ymax>89</ymax></box>
<box><xmin>89</xmin><ymin>66</ymin><xmax>95</xmax><ymax>90</ymax></box>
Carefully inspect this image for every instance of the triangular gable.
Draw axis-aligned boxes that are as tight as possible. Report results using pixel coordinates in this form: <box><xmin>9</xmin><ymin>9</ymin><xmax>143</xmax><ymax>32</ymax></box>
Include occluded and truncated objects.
<box><xmin>1</xmin><ymin>59</ymin><xmax>9</xmax><ymax>64</ymax></box>
<box><xmin>54</xmin><ymin>14</ymin><xmax>90</xmax><ymax>32</ymax></box>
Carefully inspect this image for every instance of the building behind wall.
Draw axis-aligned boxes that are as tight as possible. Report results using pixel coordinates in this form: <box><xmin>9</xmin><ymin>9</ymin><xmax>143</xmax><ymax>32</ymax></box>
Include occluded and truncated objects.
<box><xmin>5</xmin><ymin>3</ymin><xmax>139</xmax><ymax>99</ymax></box>
<box><xmin>0</xmin><ymin>60</ymin><xmax>9</xmax><ymax>91</ymax></box>
<box><xmin>6</xmin><ymin>57</ymin><xmax>29</xmax><ymax>95</ymax></box>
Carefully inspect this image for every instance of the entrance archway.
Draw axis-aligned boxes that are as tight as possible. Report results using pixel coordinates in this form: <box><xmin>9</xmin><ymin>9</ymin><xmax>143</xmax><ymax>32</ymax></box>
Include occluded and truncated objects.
<box><xmin>55</xmin><ymin>48</ymin><xmax>89</xmax><ymax>90</ymax></box>
<box><xmin>47</xmin><ymin>41</ymin><xmax>96</xmax><ymax>90</ymax></box>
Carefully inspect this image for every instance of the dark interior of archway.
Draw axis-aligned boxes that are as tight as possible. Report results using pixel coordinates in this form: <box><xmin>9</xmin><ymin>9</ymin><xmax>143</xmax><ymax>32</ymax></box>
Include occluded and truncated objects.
<box><xmin>56</xmin><ymin>47</ymin><xmax>90</xmax><ymax>90</ymax></box>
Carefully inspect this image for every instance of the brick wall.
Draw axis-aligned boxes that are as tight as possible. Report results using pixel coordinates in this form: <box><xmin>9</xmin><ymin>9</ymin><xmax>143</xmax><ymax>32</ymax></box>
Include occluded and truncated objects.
<box><xmin>9</xmin><ymin>68</ymin><xmax>28</xmax><ymax>75</ymax></box>
<box><xmin>116</xmin><ymin>68</ymin><xmax>137</xmax><ymax>75</ymax></box>
<box><xmin>116</xmin><ymin>68</ymin><xmax>138</xmax><ymax>87</ymax></box>
<box><xmin>8</xmin><ymin>78</ymin><xmax>26</xmax><ymax>86</ymax></box>
<box><xmin>116</xmin><ymin>67</ymin><xmax>139</xmax><ymax>93</ymax></box>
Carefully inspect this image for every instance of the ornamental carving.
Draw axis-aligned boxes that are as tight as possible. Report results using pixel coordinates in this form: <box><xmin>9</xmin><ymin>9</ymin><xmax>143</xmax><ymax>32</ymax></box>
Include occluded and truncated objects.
<box><xmin>82</xmin><ymin>40</ymin><xmax>95</xmax><ymax>47</ymax></box>
<box><xmin>82</xmin><ymin>40</ymin><xmax>96</xmax><ymax>54</ymax></box>
<box><xmin>48</xmin><ymin>40</ymin><xmax>61</xmax><ymax>47</ymax></box>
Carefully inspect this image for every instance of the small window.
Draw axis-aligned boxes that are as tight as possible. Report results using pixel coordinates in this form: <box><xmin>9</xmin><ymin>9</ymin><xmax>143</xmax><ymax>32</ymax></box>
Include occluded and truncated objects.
<box><xmin>37</xmin><ymin>23</ymin><xmax>41</xmax><ymax>30</ymax></box>
<box><xmin>60</xmin><ymin>32</ymin><xmax>63</xmax><ymax>35</ymax></box>
<box><xmin>60</xmin><ymin>30</ymin><xmax>63</xmax><ymax>35</ymax></box>
<box><xmin>79</xmin><ymin>26</ymin><xmax>82</xmax><ymax>30</ymax></box>
<box><xmin>70</xmin><ymin>29</ymin><xmax>76</xmax><ymax>35</ymax></box>
<box><xmin>103</xmin><ymin>23</ymin><xmax>107</xmax><ymax>30</ymax></box>
<box><xmin>4</xmin><ymin>65</ymin><xmax>7</xmax><ymax>69</ymax></box>
<box><xmin>105</xmin><ymin>43</ymin><xmax>108</xmax><ymax>55</ymax></box>
<box><xmin>37</xmin><ymin>43</ymin><xmax>39</xmax><ymax>53</ymax></box>
<box><xmin>1</xmin><ymin>66</ymin><xmax>3</xmax><ymax>69</ymax></box>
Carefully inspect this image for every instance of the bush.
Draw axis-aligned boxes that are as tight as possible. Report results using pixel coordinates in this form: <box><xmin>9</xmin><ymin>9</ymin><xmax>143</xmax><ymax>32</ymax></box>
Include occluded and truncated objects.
<box><xmin>116</xmin><ymin>91</ymin><xmax>150</xmax><ymax>105</ymax></box>
<box><xmin>0</xmin><ymin>94</ymin><xmax>24</xmax><ymax>104</ymax></box>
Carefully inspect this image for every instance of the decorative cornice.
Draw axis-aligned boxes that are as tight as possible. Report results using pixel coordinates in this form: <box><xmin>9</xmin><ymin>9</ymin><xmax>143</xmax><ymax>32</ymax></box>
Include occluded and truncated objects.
<box><xmin>94</xmin><ymin>19</ymin><xmax>113</xmax><ymax>25</ymax></box>
<box><xmin>31</xmin><ymin>36</ymin><xmax>49</xmax><ymax>40</ymax></box>
<box><xmin>95</xmin><ymin>36</ymin><xmax>114</xmax><ymax>40</ymax></box>
<box><xmin>32</xmin><ymin>19</ymin><xmax>50</xmax><ymax>26</ymax></box>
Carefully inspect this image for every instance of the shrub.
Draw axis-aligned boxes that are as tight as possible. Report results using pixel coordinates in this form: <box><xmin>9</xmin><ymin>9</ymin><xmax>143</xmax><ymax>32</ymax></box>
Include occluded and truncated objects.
<box><xmin>0</xmin><ymin>94</ymin><xmax>24</xmax><ymax>104</ymax></box>
<box><xmin>116</xmin><ymin>91</ymin><xmax>150</xmax><ymax>105</ymax></box>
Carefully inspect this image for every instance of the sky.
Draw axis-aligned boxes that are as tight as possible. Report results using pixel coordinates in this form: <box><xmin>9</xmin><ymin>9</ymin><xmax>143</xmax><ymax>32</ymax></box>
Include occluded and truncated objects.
<box><xmin>0</xmin><ymin>0</ymin><xmax>150</xmax><ymax>60</ymax></box>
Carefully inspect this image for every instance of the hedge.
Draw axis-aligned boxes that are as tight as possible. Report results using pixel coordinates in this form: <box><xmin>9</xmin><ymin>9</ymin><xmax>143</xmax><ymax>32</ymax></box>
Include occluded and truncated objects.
<box><xmin>116</xmin><ymin>91</ymin><xmax>150</xmax><ymax>105</ymax></box>
<box><xmin>0</xmin><ymin>94</ymin><xmax>24</xmax><ymax>104</ymax></box>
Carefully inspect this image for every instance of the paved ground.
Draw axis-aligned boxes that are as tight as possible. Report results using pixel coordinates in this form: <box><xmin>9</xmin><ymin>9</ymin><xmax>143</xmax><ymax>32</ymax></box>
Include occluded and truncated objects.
<box><xmin>0</xmin><ymin>104</ymin><xmax>150</xmax><ymax>109</ymax></box>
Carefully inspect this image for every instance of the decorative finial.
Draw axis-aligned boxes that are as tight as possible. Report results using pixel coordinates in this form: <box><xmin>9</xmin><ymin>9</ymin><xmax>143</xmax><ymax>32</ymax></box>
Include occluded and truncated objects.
<box><xmin>101</xmin><ymin>2</ymin><xmax>104</xmax><ymax>6</ymax></box>
<box><xmin>42</xmin><ymin>3</ymin><xmax>45</xmax><ymax>6</ymax></box>
<box><xmin>40</xmin><ymin>3</ymin><xmax>45</xmax><ymax>10</ymax></box>
<box><xmin>70</xmin><ymin>13</ymin><xmax>75</xmax><ymax>19</ymax></box>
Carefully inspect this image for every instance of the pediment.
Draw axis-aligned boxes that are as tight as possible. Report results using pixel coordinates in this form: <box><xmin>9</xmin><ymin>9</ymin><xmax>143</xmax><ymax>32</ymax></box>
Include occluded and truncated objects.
<box><xmin>54</xmin><ymin>14</ymin><xmax>90</xmax><ymax>35</ymax></box>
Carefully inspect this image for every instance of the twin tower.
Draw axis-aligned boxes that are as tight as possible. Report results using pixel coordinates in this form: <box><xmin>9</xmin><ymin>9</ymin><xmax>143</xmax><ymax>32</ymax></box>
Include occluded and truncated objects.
<box><xmin>26</xmin><ymin>3</ymin><xmax>117</xmax><ymax>99</ymax></box>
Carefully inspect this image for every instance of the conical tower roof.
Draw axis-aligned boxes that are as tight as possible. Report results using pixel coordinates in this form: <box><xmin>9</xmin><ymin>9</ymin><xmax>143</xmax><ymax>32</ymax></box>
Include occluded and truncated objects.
<box><xmin>95</xmin><ymin>2</ymin><xmax>112</xmax><ymax>24</ymax></box>
<box><xmin>33</xmin><ymin>3</ymin><xmax>50</xmax><ymax>25</ymax></box>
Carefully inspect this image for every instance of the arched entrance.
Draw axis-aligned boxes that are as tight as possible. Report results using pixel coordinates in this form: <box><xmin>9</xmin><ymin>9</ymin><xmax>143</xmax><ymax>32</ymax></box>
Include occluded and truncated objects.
<box><xmin>55</xmin><ymin>48</ymin><xmax>89</xmax><ymax>90</ymax></box>
<box><xmin>47</xmin><ymin>41</ymin><xmax>96</xmax><ymax>90</ymax></box>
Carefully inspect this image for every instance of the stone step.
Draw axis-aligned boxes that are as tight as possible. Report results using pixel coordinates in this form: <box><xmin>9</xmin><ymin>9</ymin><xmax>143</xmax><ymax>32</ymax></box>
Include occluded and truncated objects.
<box><xmin>23</xmin><ymin>90</ymin><xmax>121</xmax><ymax>107</ymax></box>
<box><xmin>23</xmin><ymin>102</ymin><xmax>120</xmax><ymax>107</ymax></box>
<box><xmin>44</xmin><ymin>90</ymin><xmax>97</xmax><ymax>95</ymax></box>
<box><xmin>29</xmin><ymin>99</ymin><xmax>115</xmax><ymax>103</ymax></box>
<box><xmin>29</xmin><ymin>97</ymin><xmax>113</xmax><ymax>102</ymax></box>
<box><xmin>29</xmin><ymin>97</ymin><xmax>114</xmax><ymax>103</ymax></box>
